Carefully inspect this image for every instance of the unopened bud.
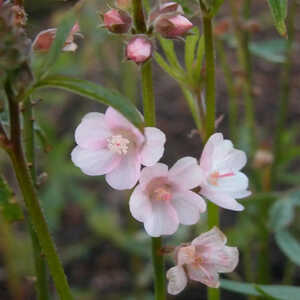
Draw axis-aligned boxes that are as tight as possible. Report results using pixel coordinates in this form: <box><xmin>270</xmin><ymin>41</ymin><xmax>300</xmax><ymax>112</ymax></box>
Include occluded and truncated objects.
<box><xmin>32</xmin><ymin>22</ymin><xmax>82</xmax><ymax>53</ymax></box>
<box><xmin>116</xmin><ymin>0</ymin><xmax>132</xmax><ymax>10</ymax></box>
<box><xmin>103</xmin><ymin>9</ymin><xmax>132</xmax><ymax>34</ymax></box>
<box><xmin>155</xmin><ymin>14</ymin><xmax>193</xmax><ymax>39</ymax></box>
<box><xmin>149</xmin><ymin>2</ymin><xmax>183</xmax><ymax>24</ymax></box>
<box><xmin>253</xmin><ymin>149</ymin><xmax>274</xmax><ymax>169</ymax></box>
<box><xmin>126</xmin><ymin>36</ymin><xmax>153</xmax><ymax>64</ymax></box>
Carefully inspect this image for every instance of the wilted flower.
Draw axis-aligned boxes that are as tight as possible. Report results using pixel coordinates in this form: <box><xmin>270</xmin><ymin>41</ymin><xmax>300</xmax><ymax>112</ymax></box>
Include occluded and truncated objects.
<box><xmin>71</xmin><ymin>107</ymin><xmax>166</xmax><ymax>190</ymax></box>
<box><xmin>126</xmin><ymin>36</ymin><xmax>153</xmax><ymax>64</ymax></box>
<box><xmin>103</xmin><ymin>8</ymin><xmax>132</xmax><ymax>34</ymax></box>
<box><xmin>198</xmin><ymin>133</ymin><xmax>250</xmax><ymax>211</ymax></box>
<box><xmin>32</xmin><ymin>22</ymin><xmax>82</xmax><ymax>52</ymax></box>
<box><xmin>154</xmin><ymin>14</ymin><xmax>193</xmax><ymax>38</ymax></box>
<box><xmin>167</xmin><ymin>227</ymin><xmax>239</xmax><ymax>295</ymax></box>
<box><xmin>129</xmin><ymin>157</ymin><xmax>206</xmax><ymax>237</ymax></box>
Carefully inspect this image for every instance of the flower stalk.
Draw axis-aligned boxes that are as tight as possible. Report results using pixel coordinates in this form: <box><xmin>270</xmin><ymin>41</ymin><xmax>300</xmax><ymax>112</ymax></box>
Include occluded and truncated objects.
<box><xmin>5</xmin><ymin>80</ymin><xmax>73</xmax><ymax>300</ymax></box>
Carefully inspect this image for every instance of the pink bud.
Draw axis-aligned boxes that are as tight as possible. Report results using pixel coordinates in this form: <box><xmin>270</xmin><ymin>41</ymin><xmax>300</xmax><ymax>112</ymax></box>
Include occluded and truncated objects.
<box><xmin>103</xmin><ymin>9</ymin><xmax>132</xmax><ymax>34</ymax></box>
<box><xmin>155</xmin><ymin>14</ymin><xmax>193</xmax><ymax>38</ymax></box>
<box><xmin>126</xmin><ymin>36</ymin><xmax>153</xmax><ymax>64</ymax></box>
<box><xmin>149</xmin><ymin>2</ymin><xmax>183</xmax><ymax>24</ymax></box>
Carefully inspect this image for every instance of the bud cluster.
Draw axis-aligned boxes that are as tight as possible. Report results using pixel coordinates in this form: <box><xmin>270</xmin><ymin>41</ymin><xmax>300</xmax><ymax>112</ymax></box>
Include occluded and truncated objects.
<box><xmin>100</xmin><ymin>1</ymin><xmax>193</xmax><ymax>64</ymax></box>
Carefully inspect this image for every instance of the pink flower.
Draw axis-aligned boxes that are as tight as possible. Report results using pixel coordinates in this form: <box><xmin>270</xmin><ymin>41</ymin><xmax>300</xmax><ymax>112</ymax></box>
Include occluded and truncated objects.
<box><xmin>32</xmin><ymin>22</ymin><xmax>82</xmax><ymax>52</ymax></box>
<box><xmin>199</xmin><ymin>133</ymin><xmax>251</xmax><ymax>211</ymax></box>
<box><xmin>103</xmin><ymin>8</ymin><xmax>132</xmax><ymax>34</ymax></box>
<box><xmin>149</xmin><ymin>2</ymin><xmax>183</xmax><ymax>24</ymax></box>
<box><xmin>129</xmin><ymin>158</ymin><xmax>206</xmax><ymax>237</ymax></box>
<box><xmin>126</xmin><ymin>36</ymin><xmax>153</xmax><ymax>64</ymax></box>
<box><xmin>154</xmin><ymin>14</ymin><xmax>193</xmax><ymax>38</ymax></box>
<box><xmin>167</xmin><ymin>227</ymin><xmax>239</xmax><ymax>295</ymax></box>
<box><xmin>71</xmin><ymin>107</ymin><xmax>166</xmax><ymax>190</ymax></box>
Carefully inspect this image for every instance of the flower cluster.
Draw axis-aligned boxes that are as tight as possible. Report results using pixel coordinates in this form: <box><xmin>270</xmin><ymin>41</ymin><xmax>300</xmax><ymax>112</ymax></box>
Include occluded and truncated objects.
<box><xmin>101</xmin><ymin>1</ymin><xmax>193</xmax><ymax>64</ymax></box>
<box><xmin>71</xmin><ymin>106</ymin><xmax>250</xmax><ymax>294</ymax></box>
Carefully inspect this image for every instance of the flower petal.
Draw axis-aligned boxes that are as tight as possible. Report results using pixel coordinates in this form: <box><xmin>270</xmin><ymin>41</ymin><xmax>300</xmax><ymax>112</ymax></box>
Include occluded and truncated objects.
<box><xmin>171</xmin><ymin>191</ymin><xmax>206</xmax><ymax>225</ymax></box>
<box><xmin>105</xmin><ymin>152</ymin><xmax>141</xmax><ymax>190</ymax></box>
<box><xmin>200</xmin><ymin>188</ymin><xmax>244</xmax><ymax>211</ymax></box>
<box><xmin>139</xmin><ymin>163</ymin><xmax>169</xmax><ymax>189</ymax></box>
<box><xmin>216</xmin><ymin>149</ymin><xmax>247</xmax><ymax>172</ymax></box>
<box><xmin>75</xmin><ymin>113</ymin><xmax>111</xmax><ymax>150</ymax></box>
<box><xmin>214</xmin><ymin>172</ymin><xmax>249</xmax><ymax>193</ymax></box>
<box><xmin>169</xmin><ymin>157</ymin><xmax>204</xmax><ymax>190</ymax></box>
<box><xmin>199</xmin><ymin>133</ymin><xmax>223</xmax><ymax>172</ymax></box>
<box><xmin>140</xmin><ymin>127</ymin><xmax>166</xmax><ymax>166</ymax></box>
<box><xmin>177</xmin><ymin>245</ymin><xmax>196</xmax><ymax>265</ymax></box>
<box><xmin>186</xmin><ymin>264</ymin><xmax>220</xmax><ymax>288</ymax></box>
<box><xmin>71</xmin><ymin>145</ymin><xmax>120</xmax><ymax>176</ymax></box>
<box><xmin>192</xmin><ymin>227</ymin><xmax>227</xmax><ymax>247</ymax></box>
<box><xmin>129</xmin><ymin>185</ymin><xmax>152</xmax><ymax>222</ymax></box>
<box><xmin>105</xmin><ymin>107</ymin><xmax>144</xmax><ymax>145</ymax></box>
<box><xmin>167</xmin><ymin>266</ymin><xmax>188</xmax><ymax>295</ymax></box>
<box><xmin>144</xmin><ymin>201</ymin><xmax>179</xmax><ymax>237</ymax></box>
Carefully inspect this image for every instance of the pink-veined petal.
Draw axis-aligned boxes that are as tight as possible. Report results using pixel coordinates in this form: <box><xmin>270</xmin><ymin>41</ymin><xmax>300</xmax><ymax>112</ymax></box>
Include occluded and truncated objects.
<box><xmin>177</xmin><ymin>245</ymin><xmax>196</xmax><ymax>265</ymax></box>
<box><xmin>105</xmin><ymin>107</ymin><xmax>144</xmax><ymax>146</ymax></box>
<box><xmin>144</xmin><ymin>201</ymin><xmax>179</xmax><ymax>237</ymax></box>
<box><xmin>186</xmin><ymin>264</ymin><xmax>220</xmax><ymax>288</ymax></box>
<box><xmin>214</xmin><ymin>172</ymin><xmax>249</xmax><ymax>193</ymax></box>
<box><xmin>75</xmin><ymin>113</ymin><xmax>111</xmax><ymax>150</ymax></box>
<box><xmin>171</xmin><ymin>191</ymin><xmax>206</xmax><ymax>225</ymax></box>
<box><xmin>192</xmin><ymin>227</ymin><xmax>227</xmax><ymax>247</ymax></box>
<box><xmin>169</xmin><ymin>157</ymin><xmax>204</xmax><ymax>190</ymax></box>
<box><xmin>139</xmin><ymin>163</ymin><xmax>169</xmax><ymax>189</ymax></box>
<box><xmin>71</xmin><ymin>145</ymin><xmax>120</xmax><ymax>176</ymax></box>
<box><xmin>199</xmin><ymin>133</ymin><xmax>223</xmax><ymax>172</ymax></box>
<box><xmin>200</xmin><ymin>188</ymin><xmax>244</xmax><ymax>211</ymax></box>
<box><xmin>105</xmin><ymin>151</ymin><xmax>141</xmax><ymax>190</ymax></box>
<box><xmin>140</xmin><ymin>127</ymin><xmax>166</xmax><ymax>166</ymax></box>
<box><xmin>129</xmin><ymin>185</ymin><xmax>152</xmax><ymax>222</ymax></box>
<box><xmin>167</xmin><ymin>266</ymin><xmax>188</xmax><ymax>295</ymax></box>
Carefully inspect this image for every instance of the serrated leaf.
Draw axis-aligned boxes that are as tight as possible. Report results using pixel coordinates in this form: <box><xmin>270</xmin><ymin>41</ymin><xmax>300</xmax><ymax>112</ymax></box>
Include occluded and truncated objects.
<box><xmin>37</xmin><ymin>13</ymin><xmax>77</xmax><ymax>78</ymax></box>
<box><xmin>267</xmin><ymin>0</ymin><xmax>288</xmax><ymax>37</ymax></box>
<box><xmin>221</xmin><ymin>279</ymin><xmax>300</xmax><ymax>300</ymax></box>
<box><xmin>275</xmin><ymin>230</ymin><xmax>300</xmax><ymax>265</ymax></box>
<box><xmin>0</xmin><ymin>176</ymin><xmax>23</xmax><ymax>222</ymax></box>
<box><xmin>32</xmin><ymin>75</ymin><xmax>144</xmax><ymax>129</ymax></box>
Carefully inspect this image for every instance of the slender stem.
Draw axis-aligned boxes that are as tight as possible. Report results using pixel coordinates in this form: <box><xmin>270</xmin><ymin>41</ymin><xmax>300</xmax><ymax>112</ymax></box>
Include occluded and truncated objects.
<box><xmin>5</xmin><ymin>81</ymin><xmax>73</xmax><ymax>300</ymax></box>
<box><xmin>22</xmin><ymin>99</ymin><xmax>49</xmax><ymax>300</ymax></box>
<box><xmin>200</xmin><ymin>6</ymin><xmax>220</xmax><ymax>300</ymax></box>
<box><xmin>132</xmin><ymin>0</ymin><xmax>147</xmax><ymax>33</ymax></box>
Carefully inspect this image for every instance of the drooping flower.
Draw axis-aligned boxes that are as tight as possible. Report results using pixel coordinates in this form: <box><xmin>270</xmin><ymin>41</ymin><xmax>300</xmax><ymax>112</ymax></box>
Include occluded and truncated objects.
<box><xmin>198</xmin><ymin>133</ymin><xmax>251</xmax><ymax>211</ymax></box>
<box><xmin>103</xmin><ymin>8</ymin><xmax>132</xmax><ymax>34</ymax></box>
<box><xmin>125</xmin><ymin>36</ymin><xmax>153</xmax><ymax>64</ymax></box>
<box><xmin>129</xmin><ymin>158</ymin><xmax>206</xmax><ymax>237</ymax></box>
<box><xmin>167</xmin><ymin>227</ymin><xmax>239</xmax><ymax>295</ymax></box>
<box><xmin>71</xmin><ymin>107</ymin><xmax>166</xmax><ymax>190</ymax></box>
<box><xmin>149</xmin><ymin>1</ymin><xmax>183</xmax><ymax>24</ymax></box>
<box><xmin>32</xmin><ymin>22</ymin><xmax>82</xmax><ymax>52</ymax></box>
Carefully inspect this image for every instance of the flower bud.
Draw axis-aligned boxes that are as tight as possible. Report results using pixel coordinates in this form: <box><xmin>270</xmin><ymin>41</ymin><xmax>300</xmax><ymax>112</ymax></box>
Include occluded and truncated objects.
<box><xmin>149</xmin><ymin>1</ymin><xmax>183</xmax><ymax>24</ymax></box>
<box><xmin>253</xmin><ymin>149</ymin><xmax>274</xmax><ymax>169</ymax></box>
<box><xmin>126</xmin><ymin>36</ymin><xmax>153</xmax><ymax>64</ymax></box>
<box><xmin>154</xmin><ymin>14</ymin><xmax>193</xmax><ymax>39</ymax></box>
<box><xmin>103</xmin><ymin>9</ymin><xmax>132</xmax><ymax>34</ymax></box>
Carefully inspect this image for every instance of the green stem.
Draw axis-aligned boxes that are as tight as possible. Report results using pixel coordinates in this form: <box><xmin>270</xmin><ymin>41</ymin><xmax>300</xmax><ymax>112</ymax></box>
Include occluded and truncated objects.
<box><xmin>200</xmin><ymin>8</ymin><xmax>220</xmax><ymax>300</ymax></box>
<box><xmin>5</xmin><ymin>82</ymin><xmax>73</xmax><ymax>300</ymax></box>
<box><xmin>132</xmin><ymin>0</ymin><xmax>147</xmax><ymax>33</ymax></box>
<box><xmin>22</xmin><ymin>99</ymin><xmax>49</xmax><ymax>300</ymax></box>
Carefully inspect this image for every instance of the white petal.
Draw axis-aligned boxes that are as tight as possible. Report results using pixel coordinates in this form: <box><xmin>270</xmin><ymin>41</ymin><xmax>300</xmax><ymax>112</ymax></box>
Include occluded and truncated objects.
<box><xmin>230</xmin><ymin>190</ymin><xmax>251</xmax><ymax>199</ymax></box>
<box><xmin>201</xmin><ymin>188</ymin><xmax>244</xmax><ymax>211</ymax></box>
<box><xmin>71</xmin><ymin>146</ymin><xmax>120</xmax><ymax>176</ymax></box>
<box><xmin>139</xmin><ymin>163</ymin><xmax>169</xmax><ymax>189</ymax></box>
<box><xmin>216</xmin><ymin>149</ymin><xmax>247</xmax><ymax>172</ymax></box>
<box><xmin>212</xmin><ymin>140</ymin><xmax>233</xmax><ymax>166</ymax></box>
<box><xmin>171</xmin><ymin>191</ymin><xmax>206</xmax><ymax>225</ymax></box>
<box><xmin>105</xmin><ymin>152</ymin><xmax>141</xmax><ymax>190</ymax></box>
<box><xmin>199</xmin><ymin>133</ymin><xmax>223</xmax><ymax>172</ymax></box>
<box><xmin>62</xmin><ymin>42</ymin><xmax>78</xmax><ymax>52</ymax></box>
<box><xmin>177</xmin><ymin>245</ymin><xmax>196</xmax><ymax>265</ymax></box>
<box><xmin>75</xmin><ymin>113</ymin><xmax>111</xmax><ymax>150</ymax></box>
<box><xmin>129</xmin><ymin>185</ymin><xmax>152</xmax><ymax>222</ymax></box>
<box><xmin>186</xmin><ymin>264</ymin><xmax>220</xmax><ymax>288</ymax></box>
<box><xmin>169</xmin><ymin>157</ymin><xmax>204</xmax><ymax>190</ymax></box>
<box><xmin>192</xmin><ymin>227</ymin><xmax>227</xmax><ymax>247</ymax></box>
<box><xmin>167</xmin><ymin>266</ymin><xmax>188</xmax><ymax>295</ymax></box>
<box><xmin>144</xmin><ymin>201</ymin><xmax>179</xmax><ymax>237</ymax></box>
<box><xmin>215</xmin><ymin>172</ymin><xmax>249</xmax><ymax>192</ymax></box>
<box><xmin>105</xmin><ymin>107</ymin><xmax>144</xmax><ymax>146</ymax></box>
<box><xmin>140</xmin><ymin>127</ymin><xmax>166</xmax><ymax>166</ymax></box>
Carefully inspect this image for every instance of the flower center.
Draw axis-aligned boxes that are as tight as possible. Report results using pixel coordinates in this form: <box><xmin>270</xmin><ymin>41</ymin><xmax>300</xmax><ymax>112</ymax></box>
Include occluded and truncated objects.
<box><xmin>107</xmin><ymin>134</ymin><xmax>130</xmax><ymax>155</ymax></box>
<box><xmin>208</xmin><ymin>171</ymin><xmax>234</xmax><ymax>186</ymax></box>
<box><xmin>152</xmin><ymin>185</ymin><xmax>172</xmax><ymax>201</ymax></box>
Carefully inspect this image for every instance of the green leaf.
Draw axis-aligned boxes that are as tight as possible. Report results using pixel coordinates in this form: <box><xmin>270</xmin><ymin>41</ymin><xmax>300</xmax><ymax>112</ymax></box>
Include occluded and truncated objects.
<box><xmin>33</xmin><ymin>75</ymin><xmax>144</xmax><ymax>129</ymax></box>
<box><xmin>267</xmin><ymin>0</ymin><xmax>288</xmax><ymax>37</ymax></box>
<box><xmin>0</xmin><ymin>176</ymin><xmax>23</xmax><ymax>222</ymax></box>
<box><xmin>275</xmin><ymin>230</ymin><xmax>300</xmax><ymax>265</ymax></box>
<box><xmin>37</xmin><ymin>13</ymin><xmax>77</xmax><ymax>78</ymax></box>
<box><xmin>185</xmin><ymin>28</ymin><xmax>199</xmax><ymax>75</ymax></box>
<box><xmin>193</xmin><ymin>35</ymin><xmax>205</xmax><ymax>82</ymax></box>
<box><xmin>221</xmin><ymin>279</ymin><xmax>300</xmax><ymax>300</ymax></box>
<box><xmin>269</xmin><ymin>198</ymin><xmax>294</xmax><ymax>231</ymax></box>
